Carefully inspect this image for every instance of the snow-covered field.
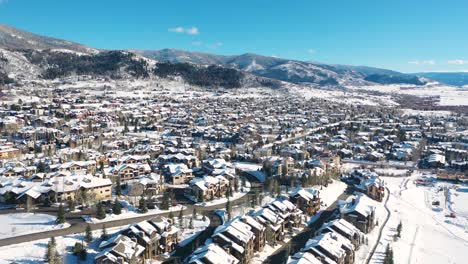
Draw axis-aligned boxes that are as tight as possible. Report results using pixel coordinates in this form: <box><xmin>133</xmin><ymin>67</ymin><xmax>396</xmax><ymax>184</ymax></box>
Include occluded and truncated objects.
<box><xmin>0</xmin><ymin>214</ymin><xmax>210</xmax><ymax>264</ymax></box>
<box><xmin>366</xmin><ymin>173</ymin><xmax>468</xmax><ymax>264</ymax></box>
<box><xmin>83</xmin><ymin>204</ymin><xmax>186</xmax><ymax>224</ymax></box>
<box><xmin>0</xmin><ymin>225</ymin><xmax>127</xmax><ymax>264</ymax></box>
<box><xmin>0</xmin><ymin>213</ymin><xmax>70</xmax><ymax>239</ymax></box>
<box><xmin>177</xmin><ymin>215</ymin><xmax>210</xmax><ymax>247</ymax></box>
<box><xmin>348</xmin><ymin>84</ymin><xmax>468</xmax><ymax>106</ymax></box>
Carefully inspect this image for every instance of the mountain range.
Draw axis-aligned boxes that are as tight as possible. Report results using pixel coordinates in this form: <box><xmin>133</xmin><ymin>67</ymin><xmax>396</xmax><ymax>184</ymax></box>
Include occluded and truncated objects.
<box><xmin>0</xmin><ymin>24</ymin><xmax>464</xmax><ymax>89</ymax></box>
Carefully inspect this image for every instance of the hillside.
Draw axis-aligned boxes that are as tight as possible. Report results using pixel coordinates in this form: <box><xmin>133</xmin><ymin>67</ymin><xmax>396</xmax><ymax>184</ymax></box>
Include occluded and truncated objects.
<box><xmin>0</xmin><ymin>24</ymin><xmax>428</xmax><ymax>89</ymax></box>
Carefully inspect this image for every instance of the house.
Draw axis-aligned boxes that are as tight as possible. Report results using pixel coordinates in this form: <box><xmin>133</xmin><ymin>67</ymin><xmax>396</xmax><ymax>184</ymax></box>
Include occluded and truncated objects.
<box><xmin>129</xmin><ymin>173</ymin><xmax>164</xmax><ymax>196</ymax></box>
<box><xmin>241</xmin><ymin>215</ymin><xmax>266</xmax><ymax>252</ymax></box>
<box><xmin>151</xmin><ymin>216</ymin><xmax>179</xmax><ymax>253</ymax></box>
<box><xmin>189</xmin><ymin>175</ymin><xmax>229</xmax><ymax>202</ymax></box>
<box><xmin>287</xmin><ymin>252</ymin><xmax>325</xmax><ymax>264</ymax></box>
<box><xmin>339</xmin><ymin>195</ymin><xmax>376</xmax><ymax>233</ymax></box>
<box><xmin>318</xmin><ymin>219</ymin><xmax>363</xmax><ymax>249</ymax></box>
<box><xmin>108</xmin><ymin>163</ymin><xmax>152</xmax><ymax>182</ymax></box>
<box><xmin>290</xmin><ymin>188</ymin><xmax>321</xmax><ymax>216</ymax></box>
<box><xmin>0</xmin><ymin>143</ymin><xmax>21</xmax><ymax>160</ymax></box>
<box><xmin>187</xmin><ymin>243</ymin><xmax>239</xmax><ymax>264</ymax></box>
<box><xmin>303</xmin><ymin>232</ymin><xmax>354</xmax><ymax>264</ymax></box>
<box><xmin>212</xmin><ymin>218</ymin><xmax>255</xmax><ymax>264</ymax></box>
<box><xmin>95</xmin><ymin>234</ymin><xmax>145</xmax><ymax>264</ymax></box>
<box><xmin>163</xmin><ymin>163</ymin><xmax>193</xmax><ymax>185</ymax></box>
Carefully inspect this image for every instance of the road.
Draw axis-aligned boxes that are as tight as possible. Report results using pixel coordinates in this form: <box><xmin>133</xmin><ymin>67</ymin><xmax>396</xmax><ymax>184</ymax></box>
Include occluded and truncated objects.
<box><xmin>0</xmin><ymin>181</ymin><xmax>263</xmax><ymax>248</ymax></box>
<box><xmin>365</xmin><ymin>187</ymin><xmax>391</xmax><ymax>264</ymax></box>
<box><xmin>263</xmin><ymin>189</ymin><xmax>352</xmax><ymax>264</ymax></box>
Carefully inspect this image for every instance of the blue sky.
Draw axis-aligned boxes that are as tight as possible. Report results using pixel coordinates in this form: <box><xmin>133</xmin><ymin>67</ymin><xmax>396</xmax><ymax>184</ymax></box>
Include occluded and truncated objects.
<box><xmin>1</xmin><ymin>0</ymin><xmax>467</xmax><ymax>73</ymax></box>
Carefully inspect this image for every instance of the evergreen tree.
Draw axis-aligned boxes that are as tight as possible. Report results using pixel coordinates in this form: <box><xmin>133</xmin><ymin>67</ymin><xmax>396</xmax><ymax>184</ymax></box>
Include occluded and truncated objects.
<box><xmin>161</xmin><ymin>192</ymin><xmax>170</xmax><ymax>210</ymax></box>
<box><xmin>73</xmin><ymin>242</ymin><xmax>87</xmax><ymax>261</ymax></box>
<box><xmin>68</xmin><ymin>198</ymin><xmax>75</xmax><ymax>212</ymax></box>
<box><xmin>396</xmin><ymin>221</ymin><xmax>402</xmax><ymax>238</ymax></box>
<box><xmin>179</xmin><ymin>208</ymin><xmax>184</xmax><ymax>227</ymax></box>
<box><xmin>101</xmin><ymin>224</ymin><xmax>108</xmax><ymax>240</ymax></box>
<box><xmin>56</xmin><ymin>203</ymin><xmax>66</xmax><ymax>224</ymax></box>
<box><xmin>96</xmin><ymin>201</ymin><xmax>106</xmax><ymax>220</ymax></box>
<box><xmin>197</xmin><ymin>190</ymin><xmax>204</xmax><ymax>202</ymax></box>
<box><xmin>45</xmin><ymin>237</ymin><xmax>61</xmax><ymax>264</ymax></box>
<box><xmin>85</xmin><ymin>224</ymin><xmax>93</xmax><ymax>243</ymax></box>
<box><xmin>115</xmin><ymin>178</ymin><xmax>122</xmax><ymax>196</ymax></box>
<box><xmin>192</xmin><ymin>207</ymin><xmax>197</xmax><ymax>218</ymax></box>
<box><xmin>168</xmin><ymin>210</ymin><xmax>174</xmax><ymax>222</ymax></box>
<box><xmin>383</xmin><ymin>244</ymin><xmax>394</xmax><ymax>264</ymax></box>
<box><xmin>138</xmin><ymin>196</ymin><xmax>148</xmax><ymax>213</ymax></box>
<box><xmin>226</xmin><ymin>198</ymin><xmax>232</xmax><ymax>221</ymax></box>
<box><xmin>189</xmin><ymin>217</ymin><xmax>194</xmax><ymax>229</ymax></box>
<box><xmin>112</xmin><ymin>198</ymin><xmax>122</xmax><ymax>215</ymax></box>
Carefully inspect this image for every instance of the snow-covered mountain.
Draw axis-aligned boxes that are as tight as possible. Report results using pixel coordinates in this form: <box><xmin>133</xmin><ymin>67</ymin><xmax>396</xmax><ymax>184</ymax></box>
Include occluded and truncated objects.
<box><xmin>0</xmin><ymin>24</ymin><xmax>97</xmax><ymax>54</ymax></box>
<box><xmin>139</xmin><ymin>49</ymin><xmax>427</xmax><ymax>86</ymax></box>
<box><xmin>0</xmin><ymin>24</ymin><xmax>427</xmax><ymax>89</ymax></box>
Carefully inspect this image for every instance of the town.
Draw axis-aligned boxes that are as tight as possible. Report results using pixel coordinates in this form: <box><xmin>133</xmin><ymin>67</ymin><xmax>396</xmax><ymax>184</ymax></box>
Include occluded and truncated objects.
<box><xmin>0</xmin><ymin>81</ymin><xmax>466</xmax><ymax>264</ymax></box>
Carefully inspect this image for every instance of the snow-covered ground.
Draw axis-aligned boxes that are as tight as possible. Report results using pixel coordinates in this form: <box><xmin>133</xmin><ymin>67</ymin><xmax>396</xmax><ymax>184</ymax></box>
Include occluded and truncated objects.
<box><xmin>176</xmin><ymin>215</ymin><xmax>211</xmax><ymax>247</ymax></box>
<box><xmin>365</xmin><ymin>172</ymin><xmax>468</xmax><ymax>264</ymax></box>
<box><xmin>347</xmin><ymin>84</ymin><xmax>468</xmax><ymax>106</ymax></box>
<box><xmin>83</xmin><ymin>204</ymin><xmax>186</xmax><ymax>224</ymax></box>
<box><xmin>0</xmin><ymin>213</ymin><xmax>70</xmax><ymax>239</ymax></box>
<box><xmin>0</xmin><ymin>225</ymin><xmax>127</xmax><ymax>264</ymax></box>
<box><xmin>0</xmin><ymin>214</ymin><xmax>210</xmax><ymax>264</ymax></box>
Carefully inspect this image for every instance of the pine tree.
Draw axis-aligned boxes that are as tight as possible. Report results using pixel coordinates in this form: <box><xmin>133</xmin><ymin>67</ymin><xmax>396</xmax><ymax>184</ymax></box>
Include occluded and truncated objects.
<box><xmin>85</xmin><ymin>224</ymin><xmax>93</xmax><ymax>243</ymax></box>
<box><xmin>168</xmin><ymin>210</ymin><xmax>174</xmax><ymax>222</ymax></box>
<box><xmin>101</xmin><ymin>224</ymin><xmax>108</xmax><ymax>240</ymax></box>
<box><xmin>226</xmin><ymin>198</ymin><xmax>232</xmax><ymax>221</ymax></box>
<box><xmin>45</xmin><ymin>237</ymin><xmax>61</xmax><ymax>264</ymax></box>
<box><xmin>383</xmin><ymin>244</ymin><xmax>394</xmax><ymax>264</ymax></box>
<box><xmin>96</xmin><ymin>201</ymin><xmax>106</xmax><ymax>220</ymax></box>
<box><xmin>115</xmin><ymin>178</ymin><xmax>122</xmax><ymax>196</ymax></box>
<box><xmin>192</xmin><ymin>207</ymin><xmax>197</xmax><ymax>218</ymax></box>
<box><xmin>112</xmin><ymin>198</ymin><xmax>122</xmax><ymax>215</ymax></box>
<box><xmin>56</xmin><ymin>203</ymin><xmax>66</xmax><ymax>224</ymax></box>
<box><xmin>396</xmin><ymin>221</ymin><xmax>402</xmax><ymax>238</ymax></box>
<box><xmin>68</xmin><ymin>198</ymin><xmax>75</xmax><ymax>212</ymax></box>
<box><xmin>161</xmin><ymin>192</ymin><xmax>170</xmax><ymax>210</ymax></box>
<box><xmin>139</xmin><ymin>196</ymin><xmax>148</xmax><ymax>213</ymax></box>
<box><xmin>189</xmin><ymin>217</ymin><xmax>194</xmax><ymax>229</ymax></box>
<box><xmin>179</xmin><ymin>209</ymin><xmax>184</xmax><ymax>227</ymax></box>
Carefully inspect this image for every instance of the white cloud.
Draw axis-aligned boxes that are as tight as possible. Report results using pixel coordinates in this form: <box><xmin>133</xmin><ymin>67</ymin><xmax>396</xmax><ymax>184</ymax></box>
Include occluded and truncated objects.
<box><xmin>206</xmin><ymin>42</ymin><xmax>223</xmax><ymax>49</ymax></box>
<box><xmin>168</xmin><ymin>26</ymin><xmax>200</xmax><ymax>35</ymax></box>
<box><xmin>407</xmin><ymin>60</ymin><xmax>436</xmax><ymax>65</ymax></box>
<box><xmin>307</xmin><ymin>49</ymin><xmax>316</xmax><ymax>54</ymax></box>
<box><xmin>447</xmin><ymin>59</ymin><xmax>466</xmax><ymax>65</ymax></box>
<box><xmin>191</xmin><ymin>41</ymin><xmax>203</xmax><ymax>46</ymax></box>
<box><xmin>185</xmin><ymin>27</ymin><xmax>199</xmax><ymax>35</ymax></box>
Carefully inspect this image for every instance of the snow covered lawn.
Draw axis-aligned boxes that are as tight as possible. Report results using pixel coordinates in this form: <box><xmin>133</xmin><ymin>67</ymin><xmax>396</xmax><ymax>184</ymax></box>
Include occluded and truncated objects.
<box><xmin>0</xmin><ymin>226</ymin><xmax>127</xmax><ymax>264</ymax></box>
<box><xmin>83</xmin><ymin>204</ymin><xmax>186</xmax><ymax>224</ymax></box>
<box><xmin>0</xmin><ymin>213</ymin><xmax>70</xmax><ymax>239</ymax></box>
<box><xmin>364</xmin><ymin>172</ymin><xmax>468</xmax><ymax>264</ymax></box>
<box><xmin>177</xmin><ymin>215</ymin><xmax>210</xmax><ymax>247</ymax></box>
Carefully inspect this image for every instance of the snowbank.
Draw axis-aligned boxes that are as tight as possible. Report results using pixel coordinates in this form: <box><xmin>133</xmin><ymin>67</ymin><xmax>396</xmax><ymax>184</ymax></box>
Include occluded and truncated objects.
<box><xmin>0</xmin><ymin>213</ymin><xmax>70</xmax><ymax>239</ymax></box>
